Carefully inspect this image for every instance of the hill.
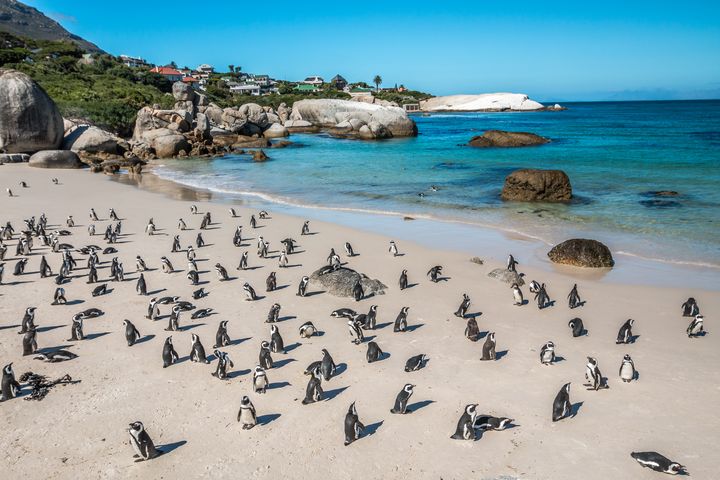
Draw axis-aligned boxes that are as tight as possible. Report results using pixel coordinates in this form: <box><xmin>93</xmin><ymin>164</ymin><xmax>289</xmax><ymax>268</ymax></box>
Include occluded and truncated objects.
<box><xmin>0</xmin><ymin>0</ymin><xmax>103</xmax><ymax>53</ymax></box>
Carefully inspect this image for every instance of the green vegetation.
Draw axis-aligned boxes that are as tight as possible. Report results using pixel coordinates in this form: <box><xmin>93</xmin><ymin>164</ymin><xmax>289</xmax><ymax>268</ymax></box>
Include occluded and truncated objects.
<box><xmin>0</xmin><ymin>32</ymin><xmax>174</xmax><ymax>136</ymax></box>
<box><xmin>374</xmin><ymin>88</ymin><xmax>433</xmax><ymax>105</ymax></box>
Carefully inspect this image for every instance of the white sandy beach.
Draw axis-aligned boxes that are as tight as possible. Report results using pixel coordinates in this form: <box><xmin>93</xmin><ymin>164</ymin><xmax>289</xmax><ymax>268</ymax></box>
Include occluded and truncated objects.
<box><xmin>1</xmin><ymin>163</ymin><xmax>718</xmax><ymax>480</ymax></box>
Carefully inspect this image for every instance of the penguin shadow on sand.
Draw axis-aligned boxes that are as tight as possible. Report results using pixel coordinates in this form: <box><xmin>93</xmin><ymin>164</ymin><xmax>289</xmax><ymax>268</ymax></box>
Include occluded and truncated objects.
<box><xmin>461</xmin><ymin>312</ymin><xmax>483</xmax><ymax>320</ymax></box>
<box><xmin>273</xmin><ymin>358</ymin><xmax>296</xmax><ymax>369</ymax></box>
<box><xmin>150</xmin><ymin>439</ymin><xmax>187</xmax><ymax>460</ymax></box>
<box><xmin>257</xmin><ymin>413</ymin><xmax>282</xmax><ymax>426</ymax></box>
<box><xmin>284</xmin><ymin>342</ymin><xmax>302</xmax><ymax>353</ymax></box>
<box><xmin>146</xmin><ymin>288</ymin><xmax>167</xmax><ymax>296</ymax></box>
<box><xmin>374</xmin><ymin>322</ymin><xmax>393</xmax><ymax>330</ymax></box>
<box><xmin>134</xmin><ymin>334</ymin><xmax>155</xmax><ymax>345</ymax></box>
<box><xmin>405</xmin><ymin>323</ymin><xmax>425</xmax><ymax>333</ymax></box>
<box><xmin>494</xmin><ymin>350</ymin><xmax>509</xmax><ymax>361</ymax></box>
<box><xmin>323</xmin><ymin>386</ymin><xmax>349</xmax><ymax>401</ymax></box>
<box><xmin>570</xmin><ymin>401</ymin><xmax>584</xmax><ymax>417</ymax></box>
<box><xmin>333</xmin><ymin>363</ymin><xmax>349</xmax><ymax>377</ymax></box>
<box><xmin>37</xmin><ymin>344</ymin><xmax>73</xmax><ymax>355</ymax></box>
<box><xmin>227</xmin><ymin>368</ymin><xmax>251</xmax><ymax>379</ymax></box>
<box><xmin>268</xmin><ymin>381</ymin><xmax>291</xmax><ymax>390</ymax></box>
<box><xmin>37</xmin><ymin>324</ymin><xmax>65</xmax><ymax>333</ymax></box>
<box><xmin>276</xmin><ymin>314</ymin><xmax>297</xmax><ymax>322</ymax></box>
<box><xmin>361</xmin><ymin>420</ymin><xmax>384</xmax><ymax>439</ymax></box>
<box><xmin>570</xmin><ymin>301</ymin><xmax>587</xmax><ymax>309</ymax></box>
<box><xmin>81</xmin><ymin>331</ymin><xmax>111</xmax><ymax>341</ymax></box>
<box><xmin>63</xmin><ymin>299</ymin><xmax>85</xmax><ymax>306</ymax></box>
<box><xmin>180</xmin><ymin>322</ymin><xmax>206</xmax><ymax>332</ymax></box>
<box><xmin>303</xmin><ymin>290</ymin><xmax>325</xmax><ymax>297</ymax></box>
<box><xmin>0</xmin><ymin>324</ymin><xmax>21</xmax><ymax>331</ymax></box>
<box><xmin>273</xmin><ymin>284</ymin><xmax>291</xmax><ymax>291</ymax></box>
<box><xmin>227</xmin><ymin>337</ymin><xmax>252</xmax><ymax>347</ymax></box>
<box><xmin>406</xmin><ymin>399</ymin><xmax>435</xmax><ymax>413</ymax></box>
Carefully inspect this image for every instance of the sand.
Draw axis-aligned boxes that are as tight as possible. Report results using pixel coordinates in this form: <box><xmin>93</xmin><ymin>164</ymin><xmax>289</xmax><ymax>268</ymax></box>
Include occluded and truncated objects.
<box><xmin>0</xmin><ymin>164</ymin><xmax>717</xmax><ymax>480</ymax></box>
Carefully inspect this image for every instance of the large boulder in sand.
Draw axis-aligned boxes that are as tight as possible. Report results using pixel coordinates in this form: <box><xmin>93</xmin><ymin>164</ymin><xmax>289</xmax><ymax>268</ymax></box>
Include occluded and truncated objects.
<box><xmin>469</xmin><ymin>130</ymin><xmax>549</xmax><ymax>148</ymax></box>
<box><xmin>487</xmin><ymin>268</ymin><xmax>525</xmax><ymax>286</ymax></box>
<box><xmin>548</xmin><ymin>239</ymin><xmax>614</xmax><ymax>268</ymax></box>
<box><xmin>28</xmin><ymin>150</ymin><xmax>83</xmax><ymax>169</ymax></box>
<box><xmin>152</xmin><ymin>132</ymin><xmax>190</xmax><ymax>158</ymax></box>
<box><xmin>289</xmin><ymin>99</ymin><xmax>417</xmax><ymax>138</ymax></box>
<box><xmin>263</xmin><ymin>123</ymin><xmax>288</xmax><ymax>138</ymax></box>
<box><xmin>309</xmin><ymin>267</ymin><xmax>387</xmax><ymax>298</ymax></box>
<box><xmin>501</xmin><ymin>169</ymin><xmax>572</xmax><ymax>202</ymax></box>
<box><xmin>0</xmin><ymin>69</ymin><xmax>64</xmax><ymax>153</ymax></box>
<box><xmin>62</xmin><ymin>125</ymin><xmax>123</xmax><ymax>154</ymax></box>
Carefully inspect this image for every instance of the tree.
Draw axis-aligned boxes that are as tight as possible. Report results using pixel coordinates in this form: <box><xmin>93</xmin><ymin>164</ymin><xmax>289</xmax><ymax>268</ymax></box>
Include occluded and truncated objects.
<box><xmin>169</xmin><ymin>60</ymin><xmax>177</xmax><ymax>68</ymax></box>
<box><xmin>373</xmin><ymin>75</ymin><xmax>382</xmax><ymax>91</ymax></box>
<box><xmin>228</xmin><ymin>64</ymin><xmax>234</xmax><ymax>74</ymax></box>
<box><xmin>234</xmin><ymin>66</ymin><xmax>242</xmax><ymax>73</ymax></box>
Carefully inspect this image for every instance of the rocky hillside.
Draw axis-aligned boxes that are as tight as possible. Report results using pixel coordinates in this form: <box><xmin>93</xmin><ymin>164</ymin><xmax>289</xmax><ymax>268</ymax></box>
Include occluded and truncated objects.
<box><xmin>0</xmin><ymin>0</ymin><xmax>102</xmax><ymax>53</ymax></box>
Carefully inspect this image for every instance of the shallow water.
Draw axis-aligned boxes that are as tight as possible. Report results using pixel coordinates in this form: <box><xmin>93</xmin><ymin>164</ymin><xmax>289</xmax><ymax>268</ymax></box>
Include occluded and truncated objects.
<box><xmin>154</xmin><ymin>100</ymin><xmax>720</xmax><ymax>268</ymax></box>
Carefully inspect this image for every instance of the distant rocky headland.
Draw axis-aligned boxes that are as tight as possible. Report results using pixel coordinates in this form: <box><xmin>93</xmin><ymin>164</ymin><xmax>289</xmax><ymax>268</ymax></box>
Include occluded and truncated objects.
<box><xmin>420</xmin><ymin>93</ymin><xmax>564</xmax><ymax>112</ymax></box>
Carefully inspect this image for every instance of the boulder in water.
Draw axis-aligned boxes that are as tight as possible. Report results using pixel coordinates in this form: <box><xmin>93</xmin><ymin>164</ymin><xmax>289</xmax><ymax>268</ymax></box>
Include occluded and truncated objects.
<box><xmin>547</xmin><ymin>239</ymin><xmax>614</xmax><ymax>268</ymax></box>
<box><xmin>501</xmin><ymin>169</ymin><xmax>572</xmax><ymax>202</ymax></box>
<box><xmin>309</xmin><ymin>267</ymin><xmax>387</xmax><ymax>298</ymax></box>
<box><xmin>469</xmin><ymin>130</ymin><xmax>549</xmax><ymax>148</ymax></box>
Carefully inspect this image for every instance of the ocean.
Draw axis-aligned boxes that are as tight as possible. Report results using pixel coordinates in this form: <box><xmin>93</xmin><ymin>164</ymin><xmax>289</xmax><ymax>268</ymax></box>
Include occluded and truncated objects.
<box><xmin>152</xmin><ymin>100</ymin><xmax>720</xmax><ymax>270</ymax></box>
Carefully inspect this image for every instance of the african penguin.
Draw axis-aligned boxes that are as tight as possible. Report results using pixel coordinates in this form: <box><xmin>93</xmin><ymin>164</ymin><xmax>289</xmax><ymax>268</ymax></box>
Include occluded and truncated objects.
<box><xmin>390</xmin><ymin>384</ymin><xmax>414</xmax><ymax>414</ymax></box>
<box><xmin>450</xmin><ymin>404</ymin><xmax>478</xmax><ymax>440</ymax></box>
<box><xmin>343</xmin><ymin>402</ymin><xmax>365</xmax><ymax>446</ymax></box>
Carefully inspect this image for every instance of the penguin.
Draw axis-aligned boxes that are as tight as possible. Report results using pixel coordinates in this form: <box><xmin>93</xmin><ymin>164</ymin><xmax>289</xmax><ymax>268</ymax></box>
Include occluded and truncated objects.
<box><xmin>191</xmin><ymin>308</ymin><xmax>213</xmax><ymax>319</ymax></box>
<box><xmin>454</xmin><ymin>294</ymin><xmax>471</xmax><ymax>318</ymax></box>
<box><xmin>619</xmin><ymin>354</ymin><xmax>636</xmax><ymax>383</ymax></box>
<box><xmin>259</xmin><ymin>341</ymin><xmax>273</xmax><ymax>369</ymax></box>
<box><xmin>344</xmin><ymin>242</ymin><xmax>355</xmax><ymax>257</ymax></box>
<box><xmin>301</xmin><ymin>220</ymin><xmax>310</xmax><ymax>235</ymax></box>
<box><xmin>162</xmin><ymin>336</ymin><xmax>179</xmax><ymax>368</ymax></box>
<box><xmin>366</xmin><ymin>341</ymin><xmax>384</xmax><ymax>363</ymax></box>
<box><xmin>464</xmin><ymin>318</ymin><xmax>480</xmax><ymax>342</ymax></box>
<box><xmin>253</xmin><ymin>365</ymin><xmax>269</xmax><ymax>393</ymax></box>
<box><xmin>215</xmin><ymin>263</ymin><xmax>229</xmax><ymax>281</ymax></box>
<box><xmin>348</xmin><ymin>319</ymin><xmax>364</xmax><ymax>344</ymax></box>
<box><xmin>266</xmin><ymin>271</ymin><xmax>277</xmax><ymax>292</ymax></box>
<box><xmin>569</xmin><ymin>318</ymin><xmax>586</xmax><ymax>337</ymax></box>
<box><xmin>630</xmin><ymin>452</ymin><xmax>686</xmax><ymax>475</ymax></box>
<box><xmin>404</xmin><ymin>354</ymin><xmax>427</xmax><ymax>372</ymax></box>
<box><xmin>14</xmin><ymin>258</ymin><xmax>28</xmax><ymax>275</ymax></box>
<box><xmin>177</xmin><ymin>218</ymin><xmax>187</xmax><ymax>231</ymax></box>
<box><xmin>68</xmin><ymin>314</ymin><xmax>84</xmax><ymax>341</ymax></box>
<box><xmin>6</xmin><ymin>188</ymin><xmax>13</xmax><ymax>197</ymax></box>
<box><xmin>196</xmin><ymin>232</ymin><xmax>205</xmax><ymax>248</ymax></box>
<box><xmin>0</xmin><ymin>262</ymin><xmax>4</xmax><ymax>285</ymax></box>
<box><xmin>190</xmin><ymin>204</ymin><xmax>198</xmax><ymax>215</ymax></box>
<box><xmin>34</xmin><ymin>349</ymin><xmax>77</xmax><ymax>362</ymax></box>
<box><xmin>450</xmin><ymin>404</ymin><xmax>478</xmax><ymax>440</ymax></box>
<box><xmin>278</xmin><ymin>250</ymin><xmax>289</xmax><ymax>268</ymax></box>
<box><xmin>258</xmin><ymin>210</ymin><xmax>269</xmax><ymax>219</ymax></box>
<box><xmin>281</xmin><ymin>238</ymin><xmax>296</xmax><ymax>254</ymax></box>
<box><xmin>229</xmin><ymin>207</ymin><xmax>238</xmax><ymax>218</ymax></box>
<box><xmin>192</xmin><ymin>288</ymin><xmax>207</xmax><ymax>300</ymax></box>
<box><xmin>136</xmin><ymin>273</ymin><xmax>147</xmax><ymax>296</ymax></box>
<box><xmin>124</xmin><ymin>319</ymin><xmax>141</xmax><ymax>346</ymax></box>
<box><xmin>88</xmin><ymin>224</ymin><xmax>95</xmax><ymax>236</ymax></box>
<box><xmin>78</xmin><ymin>308</ymin><xmax>104</xmax><ymax>319</ymax></box>
<box><xmin>616</xmin><ymin>319</ymin><xmax>635</xmax><ymax>344</ymax></box>
<box><xmin>540</xmin><ymin>341</ymin><xmax>556</xmax><ymax>365</ymax></box>
<box><xmin>160</xmin><ymin>256</ymin><xmax>174</xmax><ymax>273</ymax></box>
<box><xmin>393</xmin><ymin>306</ymin><xmax>409</xmax><ymax>332</ymax></box>
<box><xmin>109</xmin><ymin>208</ymin><xmax>119</xmax><ymax>221</ymax></box>
<box><xmin>209</xmin><ymin>350</ymin><xmax>233</xmax><ymax>380</ymax></box>
<box><xmin>389</xmin><ymin>241</ymin><xmax>399</xmax><ymax>257</ymax></box>
<box><xmin>1</xmin><ymin>363</ymin><xmax>21</xmax><ymax>401</ymax></box>
<box><xmin>52</xmin><ymin>178</ymin><xmax>59</xmax><ymax>185</ymax></box>
<box><xmin>507</xmin><ymin>254</ymin><xmax>518</xmax><ymax>272</ymax></box>
<box><xmin>320</xmin><ymin>348</ymin><xmax>336</xmax><ymax>381</ymax></box>
<box><xmin>687</xmin><ymin>314</ymin><xmax>704</xmax><ymax>338</ymax></box>
<box><xmin>681</xmin><ymin>297</ymin><xmax>699</xmax><ymax>317</ymax></box>
<box><xmin>243</xmin><ymin>282</ymin><xmax>258</xmax><ymax>301</ymax></box>
<box><xmin>568</xmin><ymin>284</ymin><xmax>582</xmax><ymax>309</ymax></box>
<box><xmin>391</xmin><ymin>384</ymin><xmax>415</xmax><ymax>414</ymax></box>
<box><xmin>297</xmin><ymin>276</ymin><xmax>309</xmax><ymax>297</ymax></box>
<box><xmin>528</xmin><ymin>280</ymin><xmax>541</xmax><ymax>294</ymax></box>
<box><xmin>474</xmin><ymin>415</ymin><xmax>514</xmax><ymax>431</ymax></box>
<box><xmin>266</xmin><ymin>303</ymin><xmax>281</xmax><ymax>323</ymax></box>
<box><xmin>127</xmin><ymin>421</ymin><xmax>162</xmax><ymax>461</ymax></box>
<box><xmin>585</xmin><ymin>357</ymin><xmax>607</xmax><ymax>390</ymax></box>
<box><xmin>186</xmin><ymin>246</ymin><xmax>196</xmax><ymax>262</ymax></box>
<box><xmin>91</xmin><ymin>284</ymin><xmax>108</xmax><ymax>297</ymax></box>
<box><xmin>87</xmin><ymin>264</ymin><xmax>99</xmax><ymax>284</ymax></box>
<box><xmin>427</xmin><ymin>265</ymin><xmax>442</xmax><ymax>282</ymax></box>
<box><xmin>136</xmin><ymin>256</ymin><xmax>148</xmax><ymax>272</ymax></box>
<box><xmin>18</xmin><ymin>307</ymin><xmax>37</xmax><ymax>334</ymax></box>
<box><xmin>362</xmin><ymin>305</ymin><xmax>378</xmax><ymax>330</ymax></box>
<box><xmin>299</xmin><ymin>321</ymin><xmax>317</xmax><ymax>338</ymax></box>
<box><xmin>165</xmin><ymin>305</ymin><xmax>181</xmax><ymax>331</ymax></box>
<box><xmin>66</xmin><ymin>216</ymin><xmax>75</xmax><ymax>227</ymax></box>
<box><xmin>399</xmin><ymin>269</ymin><xmax>408</xmax><ymax>290</ymax></box>
<box><xmin>302</xmin><ymin>366</ymin><xmax>324</xmax><ymax>404</ymax></box>
<box><xmin>352</xmin><ymin>281</ymin><xmax>364</xmax><ymax>301</ymax></box>
<box><xmin>52</xmin><ymin>287</ymin><xmax>67</xmax><ymax>305</ymax></box>
<box><xmin>145</xmin><ymin>219</ymin><xmax>156</xmax><ymax>236</ymax></box>
<box><xmin>214</xmin><ymin>320</ymin><xmax>231</xmax><ymax>348</ymax></box>
<box><xmin>552</xmin><ymin>383</ymin><xmax>572</xmax><ymax>422</ymax></box>
<box><xmin>237</xmin><ymin>396</ymin><xmax>257</xmax><ymax>430</ymax></box>
<box><xmin>39</xmin><ymin>255</ymin><xmax>52</xmax><ymax>278</ymax></box>
<box><xmin>270</xmin><ymin>324</ymin><xmax>285</xmax><ymax>353</ymax></box>
<box><xmin>187</xmin><ymin>270</ymin><xmax>199</xmax><ymax>285</ymax></box>
<box><xmin>190</xmin><ymin>334</ymin><xmax>210</xmax><ymax>364</ymax></box>
<box><xmin>146</xmin><ymin>297</ymin><xmax>160</xmax><ymax>320</ymax></box>
<box><xmin>157</xmin><ymin>296</ymin><xmax>179</xmax><ymax>305</ymax></box>
<box><xmin>22</xmin><ymin>326</ymin><xmax>38</xmax><ymax>356</ymax></box>
<box><xmin>480</xmin><ymin>332</ymin><xmax>496</xmax><ymax>361</ymax></box>
<box><xmin>331</xmin><ymin>308</ymin><xmax>357</xmax><ymax>319</ymax></box>
<box><xmin>344</xmin><ymin>402</ymin><xmax>365</xmax><ymax>445</ymax></box>
<box><xmin>511</xmin><ymin>283</ymin><xmax>524</xmax><ymax>306</ymax></box>
<box><xmin>237</xmin><ymin>251</ymin><xmax>248</xmax><ymax>270</ymax></box>
<box><xmin>250</xmin><ymin>214</ymin><xmax>257</xmax><ymax>229</ymax></box>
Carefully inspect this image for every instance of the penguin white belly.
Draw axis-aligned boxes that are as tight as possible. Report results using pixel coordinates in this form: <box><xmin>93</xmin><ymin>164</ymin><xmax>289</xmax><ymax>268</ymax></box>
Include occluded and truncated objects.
<box><xmin>620</xmin><ymin>363</ymin><xmax>634</xmax><ymax>381</ymax></box>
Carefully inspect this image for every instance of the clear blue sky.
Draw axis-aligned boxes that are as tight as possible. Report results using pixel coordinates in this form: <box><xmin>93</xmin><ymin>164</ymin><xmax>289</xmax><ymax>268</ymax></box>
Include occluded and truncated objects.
<box><xmin>25</xmin><ymin>0</ymin><xmax>720</xmax><ymax>101</ymax></box>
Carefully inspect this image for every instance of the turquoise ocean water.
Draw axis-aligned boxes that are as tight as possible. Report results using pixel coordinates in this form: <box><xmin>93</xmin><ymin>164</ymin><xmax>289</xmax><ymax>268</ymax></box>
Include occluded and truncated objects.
<box><xmin>153</xmin><ymin>100</ymin><xmax>720</xmax><ymax>268</ymax></box>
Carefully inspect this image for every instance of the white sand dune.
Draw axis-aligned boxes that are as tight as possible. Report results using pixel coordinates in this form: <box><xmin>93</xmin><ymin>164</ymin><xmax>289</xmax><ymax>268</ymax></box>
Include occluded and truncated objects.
<box><xmin>0</xmin><ymin>164</ymin><xmax>717</xmax><ymax>479</ymax></box>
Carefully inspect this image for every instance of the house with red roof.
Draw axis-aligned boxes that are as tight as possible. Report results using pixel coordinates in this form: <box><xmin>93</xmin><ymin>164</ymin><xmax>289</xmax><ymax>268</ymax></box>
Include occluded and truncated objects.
<box><xmin>149</xmin><ymin>66</ymin><xmax>183</xmax><ymax>82</ymax></box>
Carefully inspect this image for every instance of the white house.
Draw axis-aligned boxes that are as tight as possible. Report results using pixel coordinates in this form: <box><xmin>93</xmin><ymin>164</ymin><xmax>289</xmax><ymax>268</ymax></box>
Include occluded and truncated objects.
<box><xmin>119</xmin><ymin>55</ymin><xmax>148</xmax><ymax>68</ymax></box>
<box><xmin>230</xmin><ymin>83</ymin><xmax>261</xmax><ymax>96</ymax></box>
<box><xmin>303</xmin><ymin>75</ymin><xmax>324</xmax><ymax>86</ymax></box>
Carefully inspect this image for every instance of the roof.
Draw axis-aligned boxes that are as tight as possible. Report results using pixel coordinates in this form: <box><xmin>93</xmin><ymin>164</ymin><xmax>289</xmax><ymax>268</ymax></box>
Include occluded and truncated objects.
<box><xmin>150</xmin><ymin>66</ymin><xmax>182</xmax><ymax>76</ymax></box>
<box><xmin>331</xmin><ymin>74</ymin><xmax>347</xmax><ymax>82</ymax></box>
<box><xmin>197</xmin><ymin>64</ymin><xmax>214</xmax><ymax>70</ymax></box>
<box><xmin>304</xmin><ymin>76</ymin><xmax>324</xmax><ymax>82</ymax></box>
<box><xmin>182</xmin><ymin>76</ymin><xmax>199</xmax><ymax>83</ymax></box>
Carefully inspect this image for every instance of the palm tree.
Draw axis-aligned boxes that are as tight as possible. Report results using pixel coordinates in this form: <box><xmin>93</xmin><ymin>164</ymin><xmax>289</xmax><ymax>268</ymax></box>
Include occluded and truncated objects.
<box><xmin>373</xmin><ymin>75</ymin><xmax>382</xmax><ymax>92</ymax></box>
<box><xmin>228</xmin><ymin>64</ymin><xmax>234</xmax><ymax>74</ymax></box>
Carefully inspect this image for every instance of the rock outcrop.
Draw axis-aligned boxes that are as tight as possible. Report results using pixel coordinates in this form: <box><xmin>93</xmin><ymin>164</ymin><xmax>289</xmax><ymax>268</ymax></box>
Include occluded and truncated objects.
<box><xmin>62</xmin><ymin>125</ymin><xmax>126</xmax><ymax>157</ymax></box>
<box><xmin>263</xmin><ymin>123</ymin><xmax>289</xmax><ymax>138</ymax></box>
<box><xmin>0</xmin><ymin>153</ymin><xmax>29</xmax><ymax>163</ymax></box>
<box><xmin>28</xmin><ymin>150</ymin><xmax>82</xmax><ymax>169</ymax></box>
<box><xmin>309</xmin><ymin>267</ymin><xmax>387</xmax><ymax>298</ymax></box>
<box><xmin>469</xmin><ymin>130</ymin><xmax>549</xmax><ymax>148</ymax></box>
<box><xmin>0</xmin><ymin>69</ymin><xmax>64</xmax><ymax>153</ymax></box>
<box><xmin>501</xmin><ymin>169</ymin><xmax>572</xmax><ymax>202</ymax></box>
<box><xmin>289</xmin><ymin>99</ymin><xmax>417</xmax><ymax>139</ymax></box>
<box><xmin>547</xmin><ymin>239</ymin><xmax>615</xmax><ymax>268</ymax></box>
<box><xmin>420</xmin><ymin>93</ymin><xmax>544</xmax><ymax>112</ymax></box>
<box><xmin>487</xmin><ymin>268</ymin><xmax>525</xmax><ymax>286</ymax></box>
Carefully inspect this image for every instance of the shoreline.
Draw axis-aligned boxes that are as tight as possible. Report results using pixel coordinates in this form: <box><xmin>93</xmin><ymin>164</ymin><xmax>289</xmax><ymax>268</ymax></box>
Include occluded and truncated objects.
<box><xmin>118</xmin><ymin>164</ymin><xmax>720</xmax><ymax>291</ymax></box>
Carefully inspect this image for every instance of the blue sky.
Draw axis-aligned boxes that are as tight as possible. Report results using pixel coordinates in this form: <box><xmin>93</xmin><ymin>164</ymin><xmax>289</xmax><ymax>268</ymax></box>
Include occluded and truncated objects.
<box><xmin>24</xmin><ymin>0</ymin><xmax>720</xmax><ymax>101</ymax></box>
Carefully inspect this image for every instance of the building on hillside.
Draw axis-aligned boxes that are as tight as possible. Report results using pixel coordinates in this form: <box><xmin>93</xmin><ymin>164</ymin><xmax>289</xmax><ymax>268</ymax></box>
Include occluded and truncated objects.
<box><xmin>149</xmin><ymin>66</ymin><xmax>184</xmax><ymax>82</ymax></box>
<box><xmin>119</xmin><ymin>55</ymin><xmax>149</xmax><ymax>68</ymax></box>
<box><xmin>303</xmin><ymin>75</ymin><xmax>324</xmax><ymax>86</ymax></box>
<box><xmin>230</xmin><ymin>83</ymin><xmax>261</xmax><ymax>96</ymax></box>
<box><xmin>294</xmin><ymin>83</ymin><xmax>320</xmax><ymax>93</ymax></box>
<box><xmin>403</xmin><ymin>103</ymin><xmax>420</xmax><ymax>112</ymax></box>
<box><xmin>182</xmin><ymin>76</ymin><xmax>200</xmax><ymax>89</ymax></box>
<box><xmin>330</xmin><ymin>74</ymin><xmax>347</xmax><ymax>90</ymax></box>
<box><xmin>347</xmin><ymin>86</ymin><xmax>374</xmax><ymax>98</ymax></box>
<box><xmin>196</xmin><ymin>64</ymin><xmax>215</xmax><ymax>78</ymax></box>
